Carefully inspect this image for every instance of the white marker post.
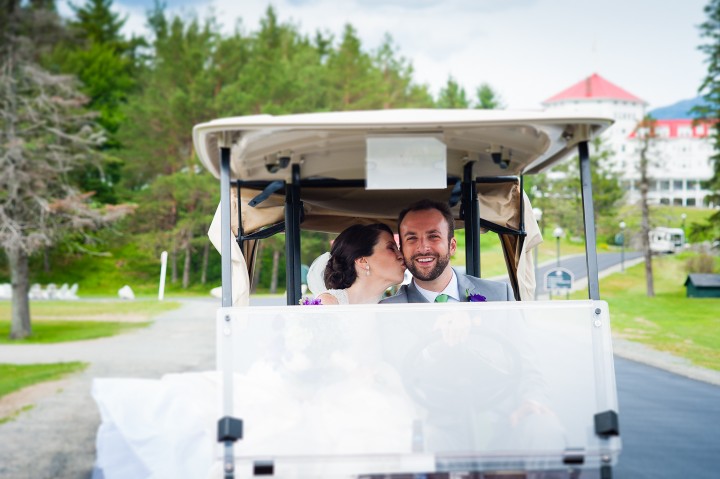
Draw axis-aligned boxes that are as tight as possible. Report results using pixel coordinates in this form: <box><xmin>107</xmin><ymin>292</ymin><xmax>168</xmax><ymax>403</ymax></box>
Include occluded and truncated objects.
<box><xmin>158</xmin><ymin>251</ymin><xmax>168</xmax><ymax>301</ymax></box>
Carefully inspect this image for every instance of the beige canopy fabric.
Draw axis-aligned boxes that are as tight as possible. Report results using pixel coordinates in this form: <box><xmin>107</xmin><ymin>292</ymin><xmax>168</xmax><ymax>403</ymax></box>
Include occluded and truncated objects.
<box><xmin>209</xmin><ymin>178</ymin><xmax>544</xmax><ymax>302</ymax></box>
<box><xmin>207</xmin><ymin>199</ymin><xmax>250</xmax><ymax>307</ymax></box>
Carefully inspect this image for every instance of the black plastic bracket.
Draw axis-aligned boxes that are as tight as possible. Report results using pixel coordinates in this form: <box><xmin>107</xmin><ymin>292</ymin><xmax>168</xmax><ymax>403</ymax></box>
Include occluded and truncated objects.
<box><xmin>217</xmin><ymin>416</ymin><xmax>243</xmax><ymax>442</ymax></box>
<box><xmin>249</xmin><ymin>181</ymin><xmax>284</xmax><ymax>207</ymax></box>
<box><xmin>601</xmin><ymin>465</ymin><xmax>613</xmax><ymax>479</ymax></box>
<box><xmin>449</xmin><ymin>178</ymin><xmax>463</xmax><ymax>207</ymax></box>
<box><xmin>253</xmin><ymin>461</ymin><xmax>274</xmax><ymax>476</ymax></box>
<box><xmin>595</xmin><ymin>410</ymin><xmax>620</xmax><ymax>437</ymax></box>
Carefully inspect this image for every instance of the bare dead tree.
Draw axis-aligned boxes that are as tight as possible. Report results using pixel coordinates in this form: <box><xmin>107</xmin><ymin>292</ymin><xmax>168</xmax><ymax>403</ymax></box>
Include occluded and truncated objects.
<box><xmin>0</xmin><ymin>50</ymin><xmax>130</xmax><ymax>339</ymax></box>
<box><xmin>636</xmin><ymin>117</ymin><xmax>658</xmax><ymax>297</ymax></box>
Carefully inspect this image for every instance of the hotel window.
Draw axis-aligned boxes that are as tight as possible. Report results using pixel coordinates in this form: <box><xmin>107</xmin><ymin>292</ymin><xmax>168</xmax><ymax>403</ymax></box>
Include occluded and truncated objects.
<box><xmin>688</xmin><ymin>180</ymin><xmax>698</xmax><ymax>190</ymax></box>
<box><xmin>660</xmin><ymin>198</ymin><xmax>670</xmax><ymax>205</ymax></box>
<box><xmin>660</xmin><ymin>180</ymin><xmax>670</xmax><ymax>191</ymax></box>
<box><xmin>673</xmin><ymin>180</ymin><xmax>683</xmax><ymax>190</ymax></box>
<box><xmin>656</xmin><ymin>126</ymin><xmax>670</xmax><ymax>138</ymax></box>
<box><xmin>695</xmin><ymin>125</ymin><xmax>705</xmax><ymax>136</ymax></box>
<box><xmin>673</xmin><ymin>198</ymin><xmax>683</xmax><ymax>206</ymax></box>
<box><xmin>678</xmin><ymin>126</ymin><xmax>692</xmax><ymax>137</ymax></box>
<box><xmin>687</xmin><ymin>198</ymin><xmax>696</xmax><ymax>206</ymax></box>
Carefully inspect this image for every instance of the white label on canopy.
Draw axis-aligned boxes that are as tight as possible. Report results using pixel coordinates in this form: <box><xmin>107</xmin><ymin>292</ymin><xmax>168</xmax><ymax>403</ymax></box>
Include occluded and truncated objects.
<box><xmin>366</xmin><ymin>135</ymin><xmax>447</xmax><ymax>189</ymax></box>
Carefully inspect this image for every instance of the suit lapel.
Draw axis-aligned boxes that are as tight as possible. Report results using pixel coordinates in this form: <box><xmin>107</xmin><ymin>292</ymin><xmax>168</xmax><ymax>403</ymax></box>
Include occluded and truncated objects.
<box><xmin>454</xmin><ymin>268</ymin><xmax>475</xmax><ymax>302</ymax></box>
<box><xmin>407</xmin><ymin>281</ymin><xmax>430</xmax><ymax>303</ymax></box>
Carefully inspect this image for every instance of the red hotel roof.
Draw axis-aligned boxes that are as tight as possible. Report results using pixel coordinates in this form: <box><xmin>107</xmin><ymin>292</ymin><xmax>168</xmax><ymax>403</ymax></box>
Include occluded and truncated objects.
<box><xmin>543</xmin><ymin>73</ymin><xmax>646</xmax><ymax>105</ymax></box>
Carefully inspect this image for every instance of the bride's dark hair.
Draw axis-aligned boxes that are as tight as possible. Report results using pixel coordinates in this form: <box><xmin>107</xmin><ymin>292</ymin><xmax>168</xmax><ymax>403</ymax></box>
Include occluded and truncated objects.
<box><xmin>324</xmin><ymin>223</ymin><xmax>394</xmax><ymax>289</ymax></box>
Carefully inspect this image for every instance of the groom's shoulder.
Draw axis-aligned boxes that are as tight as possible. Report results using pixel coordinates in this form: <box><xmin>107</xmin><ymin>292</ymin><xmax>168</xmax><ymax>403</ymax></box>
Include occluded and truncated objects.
<box><xmin>463</xmin><ymin>273</ymin><xmax>502</xmax><ymax>286</ymax></box>
<box><xmin>458</xmin><ymin>272</ymin><xmax>514</xmax><ymax>300</ymax></box>
<box><xmin>380</xmin><ymin>284</ymin><xmax>410</xmax><ymax>304</ymax></box>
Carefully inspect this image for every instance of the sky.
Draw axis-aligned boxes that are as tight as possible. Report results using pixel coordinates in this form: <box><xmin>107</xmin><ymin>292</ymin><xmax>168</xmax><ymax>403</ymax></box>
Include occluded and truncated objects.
<box><xmin>58</xmin><ymin>0</ymin><xmax>710</xmax><ymax>110</ymax></box>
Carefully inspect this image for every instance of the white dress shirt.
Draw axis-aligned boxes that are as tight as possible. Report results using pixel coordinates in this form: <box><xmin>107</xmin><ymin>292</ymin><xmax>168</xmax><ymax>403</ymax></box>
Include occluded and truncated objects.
<box><xmin>414</xmin><ymin>270</ymin><xmax>460</xmax><ymax>303</ymax></box>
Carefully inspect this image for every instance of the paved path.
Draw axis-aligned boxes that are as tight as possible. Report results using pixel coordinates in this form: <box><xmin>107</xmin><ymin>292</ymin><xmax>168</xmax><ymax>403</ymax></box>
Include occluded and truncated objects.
<box><xmin>0</xmin><ymin>299</ymin><xmax>219</xmax><ymax>479</ymax></box>
<box><xmin>613</xmin><ymin>357</ymin><xmax>720</xmax><ymax>479</ymax></box>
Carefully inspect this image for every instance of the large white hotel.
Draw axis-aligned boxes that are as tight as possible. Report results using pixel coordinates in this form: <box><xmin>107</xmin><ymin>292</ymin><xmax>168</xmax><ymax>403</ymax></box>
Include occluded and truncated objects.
<box><xmin>542</xmin><ymin>73</ymin><xmax>714</xmax><ymax>207</ymax></box>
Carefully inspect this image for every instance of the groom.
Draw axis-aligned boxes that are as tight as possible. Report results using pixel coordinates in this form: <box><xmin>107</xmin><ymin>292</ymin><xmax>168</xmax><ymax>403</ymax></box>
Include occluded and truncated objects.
<box><xmin>381</xmin><ymin>199</ymin><xmax>514</xmax><ymax>303</ymax></box>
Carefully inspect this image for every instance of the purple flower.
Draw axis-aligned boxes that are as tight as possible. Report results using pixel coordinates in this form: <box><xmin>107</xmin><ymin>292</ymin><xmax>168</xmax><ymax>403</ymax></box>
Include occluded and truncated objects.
<box><xmin>299</xmin><ymin>296</ymin><xmax>322</xmax><ymax>305</ymax></box>
<box><xmin>466</xmin><ymin>289</ymin><xmax>486</xmax><ymax>302</ymax></box>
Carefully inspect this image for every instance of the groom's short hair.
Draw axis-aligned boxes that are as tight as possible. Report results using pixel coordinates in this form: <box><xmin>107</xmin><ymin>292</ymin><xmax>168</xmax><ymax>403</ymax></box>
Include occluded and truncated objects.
<box><xmin>398</xmin><ymin>199</ymin><xmax>455</xmax><ymax>240</ymax></box>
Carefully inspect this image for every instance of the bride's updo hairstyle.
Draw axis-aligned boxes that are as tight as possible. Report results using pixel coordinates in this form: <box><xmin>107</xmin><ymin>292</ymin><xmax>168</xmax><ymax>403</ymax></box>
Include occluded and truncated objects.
<box><xmin>324</xmin><ymin>223</ymin><xmax>394</xmax><ymax>289</ymax></box>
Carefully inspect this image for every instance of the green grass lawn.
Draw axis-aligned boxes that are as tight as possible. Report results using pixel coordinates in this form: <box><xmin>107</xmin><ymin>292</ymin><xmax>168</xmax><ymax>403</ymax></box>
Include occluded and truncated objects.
<box><xmin>0</xmin><ymin>320</ymin><xmax>151</xmax><ymax>344</ymax></box>
<box><xmin>0</xmin><ymin>299</ymin><xmax>180</xmax><ymax>343</ymax></box>
<box><xmin>571</xmin><ymin>253</ymin><xmax>720</xmax><ymax>371</ymax></box>
<box><xmin>0</xmin><ymin>362</ymin><xmax>88</xmax><ymax>399</ymax></box>
<box><xmin>0</xmin><ymin>299</ymin><xmax>181</xmax><ymax>320</ymax></box>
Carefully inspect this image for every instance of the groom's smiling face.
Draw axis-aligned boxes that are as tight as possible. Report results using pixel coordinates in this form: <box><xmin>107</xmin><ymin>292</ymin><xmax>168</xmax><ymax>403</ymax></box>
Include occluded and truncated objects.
<box><xmin>399</xmin><ymin>209</ymin><xmax>456</xmax><ymax>282</ymax></box>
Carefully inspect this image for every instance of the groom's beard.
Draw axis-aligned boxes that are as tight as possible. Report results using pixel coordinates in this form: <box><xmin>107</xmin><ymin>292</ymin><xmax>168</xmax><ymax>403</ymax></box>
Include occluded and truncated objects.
<box><xmin>406</xmin><ymin>251</ymin><xmax>451</xmax><ymax>282</ymax></box>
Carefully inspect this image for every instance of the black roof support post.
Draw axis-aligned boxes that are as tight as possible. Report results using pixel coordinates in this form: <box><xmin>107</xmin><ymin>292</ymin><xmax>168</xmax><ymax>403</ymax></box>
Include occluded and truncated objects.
<box><xmin>462</xmin><ymin>162</ymin><xmax>480</xmax><ymax>277</ymax></box>
<box><xmin>578</xmin><ymin>140</ymin><xmax>601</xmax><ymax>300</ymax></box>
<box><xmin>285</xmin><ymin>164</ymin><xmax>302</xmax><ymax>305</ymax></box>
<box><xmin>220</xmin><ymin>146</ymin><xmax>233</xmax><ymax>308</ymax></box>
<box><xmin>218</xmin><ymin>144</ymin><xmax>241</xmax><ymax>479</ymax></box>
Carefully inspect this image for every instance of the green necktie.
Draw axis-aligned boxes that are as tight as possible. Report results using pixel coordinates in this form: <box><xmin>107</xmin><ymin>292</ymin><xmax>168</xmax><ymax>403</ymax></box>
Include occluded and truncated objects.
<box><xmin>434</xmin><ymin>293</ymin><xmax>449</xmax><ymax>303</ymax></box>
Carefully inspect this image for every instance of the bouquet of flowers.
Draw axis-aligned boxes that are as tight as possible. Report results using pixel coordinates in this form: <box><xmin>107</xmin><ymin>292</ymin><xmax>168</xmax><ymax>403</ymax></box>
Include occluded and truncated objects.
<box><xmin>299</xmin><ymin>297</ymin><xmax>322</xmax><ymax>305</ymax></box>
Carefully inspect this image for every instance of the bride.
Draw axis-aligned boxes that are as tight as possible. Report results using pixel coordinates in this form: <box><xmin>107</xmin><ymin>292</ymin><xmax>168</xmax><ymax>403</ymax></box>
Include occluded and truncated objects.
<box><xmin>316</xmin><ymin>223</ymin><xmax>406</xmax><ymax>305</ymax></box>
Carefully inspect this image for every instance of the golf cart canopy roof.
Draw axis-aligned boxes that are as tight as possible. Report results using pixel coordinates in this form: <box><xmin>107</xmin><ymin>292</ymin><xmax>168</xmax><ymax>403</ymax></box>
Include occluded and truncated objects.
<box><xmin>194</xmin><ymin>109</ymin><xmax>613</xmax><ymax>182</ymax></box>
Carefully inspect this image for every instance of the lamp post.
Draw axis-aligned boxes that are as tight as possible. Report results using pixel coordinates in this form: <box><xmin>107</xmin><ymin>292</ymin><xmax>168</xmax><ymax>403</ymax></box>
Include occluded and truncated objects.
<box><xmin>532</xmin><ymin>208</ymin><xmax>543</xmax><ymax>300</ymax></box>
<box><xmin>553</xmin><ymin>227</ymin><xmax>563</xmax><ymax>267</ymax></box>
<box><xmin>619</xmin><ymin>221</ymin><xmax>626</xmax><ymax>272</ymax></box>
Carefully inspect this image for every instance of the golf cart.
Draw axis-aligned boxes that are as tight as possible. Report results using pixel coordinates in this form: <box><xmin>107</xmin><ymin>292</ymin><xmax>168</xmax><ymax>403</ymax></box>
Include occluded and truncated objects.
<box><xmin>91</xmin><ymin>109</ymin><xmax>621</xmax><ymax>479</ymax></box>
<box><xmin>193</xmin><ymin>109</ymin><xmax>621</xmax><ymax>478</ymax></box>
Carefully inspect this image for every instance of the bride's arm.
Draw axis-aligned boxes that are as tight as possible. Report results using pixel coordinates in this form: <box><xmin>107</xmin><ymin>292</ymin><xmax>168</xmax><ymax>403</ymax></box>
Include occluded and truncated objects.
<box><xmin>316</xmin><ymin>293</ymin><xmax>338</xmax><ymax>305</ymax></box>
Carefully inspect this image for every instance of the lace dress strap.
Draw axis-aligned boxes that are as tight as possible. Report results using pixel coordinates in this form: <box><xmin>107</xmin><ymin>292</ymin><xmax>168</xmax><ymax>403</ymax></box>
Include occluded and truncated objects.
<box><xmin>321</xmin><ymin>289</ymin><xmax>350</xmax><ymax>305</ymax></box>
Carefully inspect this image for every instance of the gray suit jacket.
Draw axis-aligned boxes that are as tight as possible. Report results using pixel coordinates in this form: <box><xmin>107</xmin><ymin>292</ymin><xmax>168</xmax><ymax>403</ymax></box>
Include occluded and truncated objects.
<box><xmin>381</xmin><ymin>268</ymin><xmax>515</xmax><ymax>303</ymax></box>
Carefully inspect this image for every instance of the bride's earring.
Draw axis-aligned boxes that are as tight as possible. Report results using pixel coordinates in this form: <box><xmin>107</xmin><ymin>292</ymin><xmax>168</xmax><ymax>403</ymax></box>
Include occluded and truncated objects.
<box><xmin>366</xmin><ymin>265</ymin><xmax>371</xmax><ymax>277</ymax></box>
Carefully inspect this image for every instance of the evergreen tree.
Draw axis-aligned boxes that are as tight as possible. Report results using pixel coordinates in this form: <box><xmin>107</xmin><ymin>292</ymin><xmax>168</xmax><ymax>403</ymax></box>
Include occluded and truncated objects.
<box><xmin>436</xmin><ymin>76</ymin><xmax>470</xmax><ymax>108</ymax></box>
<box><xmin>118</xmin><ymin>11</ymin><xmax>218</xmax><ymax>189</ymax></box>
<box><xmin>693</xmin><ymin>0</ymin><xmax>720</xmax><ymax>240</ymax></box>
<box><xmin>326</xmin><ymin>24</ymin><xmax>379</xmax><ymax>110</ymax></box>
<box><xmin>214</xmin><ymin>6</ymin><xmax>327</xmax><ymax>115</ymax></box>
<box><xmin>131</xmin><ymin>171</ymin><xmax>217</xmax><ymax>288</ymax></box>
<box><xmin>475</xmin><ymin>83</ymin><xmax>503</xmax><ymax>109</ymax></box>
<box><xmin>46</xmin><ymin>0</ymin><xmax>142</xmax><ymax>136</ymax></box>
<box><xmin>42</xmin><ymin>0</ymin><xmax>144</xmax><ymax>203</ymax></box>
<box><xmin>372</xmin><ymin>34</ymin><xmax>433</xmax><ymax>109</ymax></box>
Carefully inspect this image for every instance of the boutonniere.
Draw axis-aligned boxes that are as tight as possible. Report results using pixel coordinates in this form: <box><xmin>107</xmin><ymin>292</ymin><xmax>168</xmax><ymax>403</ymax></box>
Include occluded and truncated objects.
<box><xmin>466</xmin><ymin>289</ymin><xmax>486</xmax><ymax>302</ymax></box>
<box><xmin>299</xmin><ymin>297</ymin><xmax>322</xmax><ymax>305</ymax></box>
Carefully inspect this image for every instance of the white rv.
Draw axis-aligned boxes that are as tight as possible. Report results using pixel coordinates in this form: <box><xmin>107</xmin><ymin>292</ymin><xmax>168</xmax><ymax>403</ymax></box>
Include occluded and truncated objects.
<box><xmin>650</xmin><ymin>227</ymin><xmax>685</xmax><ymax>254</ymax></box>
